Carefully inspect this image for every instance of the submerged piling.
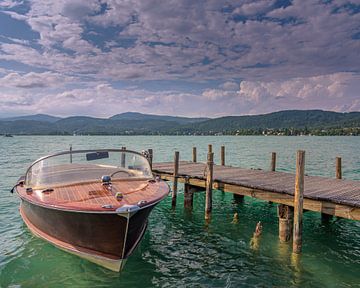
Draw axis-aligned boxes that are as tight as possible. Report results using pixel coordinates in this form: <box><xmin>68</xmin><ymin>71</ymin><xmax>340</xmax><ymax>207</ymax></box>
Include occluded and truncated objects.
<box><xmin>278</xmin><ymin>204</ymin><xmax>294</xmax><ymax>242</ymax></box>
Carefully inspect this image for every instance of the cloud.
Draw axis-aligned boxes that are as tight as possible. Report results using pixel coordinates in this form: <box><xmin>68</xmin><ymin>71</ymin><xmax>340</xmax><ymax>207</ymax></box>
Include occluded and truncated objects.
<box><xmin>0</xmin><ymin>0</ymin><xmax>359</xmax><ymax>117</ymax></box>
<box><xmin>0</xmin><ymin>72</ymin><xmax>74</xmax><ymax>88</ymax></box>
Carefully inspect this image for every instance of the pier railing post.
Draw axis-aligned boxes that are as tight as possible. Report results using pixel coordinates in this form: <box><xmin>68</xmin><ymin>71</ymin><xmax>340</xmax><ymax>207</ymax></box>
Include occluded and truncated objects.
<box><xmin>172</xmin><ymin>151</ymin><xmax>179</xmax><ymax>207</ymax></box>
<box><xmin>121</xmin><ymin>146</ymin><xmax>126</xmax><ymax>167</ymax></box>
<box><xmin>148</xmin><ymin>148</ymin><xmax>153</xmax><ymax>170</ymax></box>
<box><xmin>271</xmin><ymin>152</ymin><xmax>276</xmax><ymax>171</ymax></box>
<box><xmin>205</xmin><ymin>152</ymin><xmax>214</xmax><ymax>220</ymax></box>
<box><xmin>221</xmin><ymin>146</ymin><xmax>225</xmax><ymax>166</ymax></box>
<box><xmin>293</xmin><ymin>150</ymin><xmax>305</xmax><ymax>254</ymax></box>
<box><xmin>192</xmin><ymin>147</ymin><xmax>197</xmax><ymax>163</ymax></box>
<box><xmin>336</xmin><ymin>157</ymin><xmax>342</xmax><ymax>179</ymax></box>
<box><xmin>69</xmin><ymin>144</ymin><xmax>73</xmax><ymax>163</ymax></box>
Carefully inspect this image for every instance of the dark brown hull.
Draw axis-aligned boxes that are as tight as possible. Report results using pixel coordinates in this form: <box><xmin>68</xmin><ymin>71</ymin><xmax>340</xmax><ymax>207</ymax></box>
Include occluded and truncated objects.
<box><xmin>20</xmin><ymin>199</ymin><xmax>155</xmax><ymax>271</ymax></box>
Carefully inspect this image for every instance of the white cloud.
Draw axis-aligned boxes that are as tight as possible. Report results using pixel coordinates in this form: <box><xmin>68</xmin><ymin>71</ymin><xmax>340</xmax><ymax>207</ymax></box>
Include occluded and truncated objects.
<box><xmin>0</xmin><ymin>72</ymin><xmax>74</xmax><ymax>88</ymax></box>
<box><xmin>0</xmin><ymin>0</ymin><xmax>359</xmax><ymax>117</ymax></box>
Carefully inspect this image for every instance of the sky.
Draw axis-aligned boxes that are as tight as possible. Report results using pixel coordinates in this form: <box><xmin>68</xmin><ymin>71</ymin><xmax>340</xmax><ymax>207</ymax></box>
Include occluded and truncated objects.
<box><xmin>0</xmin><ymin>0</ymin><xmax>359</xmax><ymax>118</ymax></box>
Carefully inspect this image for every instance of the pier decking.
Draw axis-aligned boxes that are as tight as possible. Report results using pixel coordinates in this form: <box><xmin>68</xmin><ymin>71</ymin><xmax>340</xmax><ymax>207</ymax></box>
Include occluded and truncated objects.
<box><xmin>153</xmin><ymin>161</ymin><xmax>360</xmax><ymax>220</ymax></box>
<box><xmin>150</xmin><ymin>146</ymin><xmax>359</xmax><ymax>254</ymax></box>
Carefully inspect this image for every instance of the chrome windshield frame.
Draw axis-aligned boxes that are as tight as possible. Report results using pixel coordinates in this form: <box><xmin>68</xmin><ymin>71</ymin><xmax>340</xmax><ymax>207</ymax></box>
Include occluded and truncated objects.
<box><xmin>24</xmin><ymin>148</ymin><xmax>152</xmax><ymax>184</ymax></box>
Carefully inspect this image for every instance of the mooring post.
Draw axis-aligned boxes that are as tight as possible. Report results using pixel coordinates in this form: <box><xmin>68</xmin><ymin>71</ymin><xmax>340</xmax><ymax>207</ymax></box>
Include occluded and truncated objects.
<box><xmin>221</xmin><ymin>146</ymin><xmax>225</xmax><ymax>166</ymax></box>
<box><xmin>205</xmin><ymin>152</ymin><xmax>214</xmax><ymax>220</ymax></box>
<box><xmin>172</xmin><ymin>151</ymin><xmax>179</xmax><ymax>207</ymax></box>
<box><xmin>278</xmin><ymin>204</ymin><xmax>294</xmax><ymax>242</ymax></box>
<box><xmin>121</xmin><ymin>146</ymin><xmax>126</xmax><ymax>167</ymax></box>
<box><xmin>293</xmin><ymin>150</ymin><xmax>305</xmax><ymax>254</ymax></box>
<box><xmin>271</xmin><ymin>152</ymin><xmax>276</xmax><ymax>171</ymax></box>
<box><xmin>69</xmin><ymin>144</ymin><xmax>73</xmax><ymax>163</ymax></box>
<box><xmin>148</xmin><ymin>148</ymin><xmax>153</xmax><ymax>170</ymax></box>
<box><xmin>336</xmin><ymin>157</ymin><xmax>342</xmax><ymax>179</ymax></box>
<box><xmin>208</xmin><ymin>144</ymin><xmax>212</xmax><ymax>153</ymax></box>
<box><xmin>192</xmin><ymin>147</ymin><xmax>197</xmax><ymax>163</ymax></box>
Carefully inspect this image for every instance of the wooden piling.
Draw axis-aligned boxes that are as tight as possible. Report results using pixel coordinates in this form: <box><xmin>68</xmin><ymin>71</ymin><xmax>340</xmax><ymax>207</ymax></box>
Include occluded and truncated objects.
<box><xmin>208</xmin><ymin>144</ymin><xmax>212</xmax><ymax>153</ymax></box>
<box><xmin>278</xmin><ymin>204</ymin><xmax>294</xmax><ymax>242</ymax></box>
<box><xmin>221</xmin><ymin>146</ymin><xmax>225</xmax><ymax>166</ymax></box>
<box><xmin>172</xmin><ymin>151</ymin><xmax>179</xmax><ymax>207</ymax></box>
<box><xmin>121</xmin><ymin>146</ymin><xmax>126</xmax><ymax>167</ymax></box>
<box><xmin>233</xmin><ymin>194</ymin><xmax>244</xmax><ymax>202</ymax></box>
<box><xmin>171</xmin><ymin>151</ymin><xmax>179</xmax><ymax>207</ymax></box>
<box><xmin>271</xmin><ymin>152</ymin><xmax>276</xmax><ymax>171</ymax></box>
<box><xmin>205</xmin><ymin>152</ymin><xmax>214</xmax><ymax>220</ymax></box>
<box><xmin>184</xmin><ymin>182</ymin><xmax>195</xmax><ymax>209</ymax></box>
<box><xmin>148</xmin><ymin>148</ymin><xmax>153</xmax><ymax>169</ymax></box>
<box><xmin>336</xmin><ymin>157</ymin><xmax>342</xmax><ymax>179</ymax></box>
<box><xmin>293</xmin><ymin>150</ymin><xmax>305</xmax><ymax>254</ymax></box>
<box><xmin>192</xmin><ymin>147</ymin><xmax>197</xmax><ymax>163</ymax></box>
<box><xmin>69</xmin><ymin>144</ymin><xmax>73</xmax><ymax>163</ymax></box>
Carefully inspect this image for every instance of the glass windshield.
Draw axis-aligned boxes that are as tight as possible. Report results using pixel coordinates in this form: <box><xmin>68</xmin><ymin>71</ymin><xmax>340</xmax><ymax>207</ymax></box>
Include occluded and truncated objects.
<box><xmin>25</xmin><ymin>149</ymin><xmax>152</xmax><ymax>189</ymax></box>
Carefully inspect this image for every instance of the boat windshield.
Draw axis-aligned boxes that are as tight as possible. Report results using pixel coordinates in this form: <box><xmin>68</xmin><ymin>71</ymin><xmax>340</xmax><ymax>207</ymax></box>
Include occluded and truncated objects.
<box><xmin>25</xmin><ymin>149</ymin><xmax>152</xmax><ymax>189</ymax></box>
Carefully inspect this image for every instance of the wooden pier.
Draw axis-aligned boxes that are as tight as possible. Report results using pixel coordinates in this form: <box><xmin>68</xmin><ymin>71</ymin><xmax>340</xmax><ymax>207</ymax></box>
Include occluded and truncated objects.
<box><xmin>151</xmin><ymin>147</ymin><xmax>360</xmax><ymax>254</ymax></box>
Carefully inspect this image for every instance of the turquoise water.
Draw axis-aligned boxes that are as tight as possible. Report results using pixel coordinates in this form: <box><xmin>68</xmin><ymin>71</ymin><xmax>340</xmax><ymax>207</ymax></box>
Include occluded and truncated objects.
<box><xmin>0</xmin><ymin>136</ymin><xmax>359</xmax><ymax>287</ymax></box>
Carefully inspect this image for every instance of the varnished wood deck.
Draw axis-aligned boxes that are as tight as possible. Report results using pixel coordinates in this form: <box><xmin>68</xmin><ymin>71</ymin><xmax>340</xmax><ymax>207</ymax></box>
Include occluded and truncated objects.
<box><xmin>17</xmin><ymin>179</ymin><xmax>169</xmax><ymax>212</ymax></box>
<box><xmin>152</xmin><ymin>161</ymin><xmax>360</xmax><ymax>220</ymax></box>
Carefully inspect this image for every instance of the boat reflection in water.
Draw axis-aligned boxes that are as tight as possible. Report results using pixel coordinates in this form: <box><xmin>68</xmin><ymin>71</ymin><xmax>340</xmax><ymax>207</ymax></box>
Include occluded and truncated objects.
<box><xmin>13</xmin><ymin>149</ymin><xmax>169</xmax><ymax>271</ymax></box>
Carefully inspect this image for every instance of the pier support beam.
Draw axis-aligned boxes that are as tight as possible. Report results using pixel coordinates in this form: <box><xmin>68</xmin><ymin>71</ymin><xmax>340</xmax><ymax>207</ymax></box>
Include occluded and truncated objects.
<box><xmin>221</xmin><ymin>146</ymin><xmax>225</xmax><ymax>166</ymax></box>
<box><xmin>192</xmin><ymin>147</ymin><xmax>197</xmax><ymax>163</ymax></box>
<box><xmin>278</xmin><ymin>204</ymin><xmax>294</xmax><ymax>242</ymax></box>
<box><xmin>172</xmin><ymin>151</ymin><xmax>179</xmax><ymax>207</ymax></box>
<box><xmin>205</xmin><ymin>152</ymin><xmax>214</xmax><ymax>220</ymax></box>
<box><xmin>293</xmin><ymin>150</ymin><xmax>305</xmax><ymax>254</ymax></box>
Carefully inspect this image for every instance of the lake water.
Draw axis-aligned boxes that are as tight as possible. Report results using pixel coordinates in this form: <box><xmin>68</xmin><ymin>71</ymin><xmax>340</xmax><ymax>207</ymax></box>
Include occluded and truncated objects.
<box><xmin>0</xmin><ymin>136</ymin><xmax>359</xmax><ymax>287</ymax></box>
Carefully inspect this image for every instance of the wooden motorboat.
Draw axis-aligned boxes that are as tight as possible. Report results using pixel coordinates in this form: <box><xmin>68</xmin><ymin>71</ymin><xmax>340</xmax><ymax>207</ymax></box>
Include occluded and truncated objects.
<box><xmin>13</xmin><ymin>149</ymin><xmax>169</xmax><ymax>271</ymax></box>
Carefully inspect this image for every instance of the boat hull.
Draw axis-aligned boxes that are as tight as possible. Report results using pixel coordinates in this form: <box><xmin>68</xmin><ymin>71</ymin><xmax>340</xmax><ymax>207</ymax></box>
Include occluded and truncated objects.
<box><xmin>20</xmin><ymin>199</ymin><xmax>154</xmax><ymax>271</ymax></box>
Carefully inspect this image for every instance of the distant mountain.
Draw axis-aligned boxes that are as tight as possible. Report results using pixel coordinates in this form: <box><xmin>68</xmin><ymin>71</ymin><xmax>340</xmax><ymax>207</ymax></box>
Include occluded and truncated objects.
<box><xmin>1</xmin><ymin>114</ymin><xmax>62</xmax><ymax>123</ymax></box>
<box><xmin>179</xmin><ymin>110</ymin><xmax>360</xmax><ymax>132</ymax></box>
<box><xmin>0</xmin><ymin>110</ymin><xmax>359</xmax><ymax>135</ymax></box>
<box><xmin>110</xmin><ymin>112</ymin><xmax>209</xmax><ymax>124</ymax></box>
